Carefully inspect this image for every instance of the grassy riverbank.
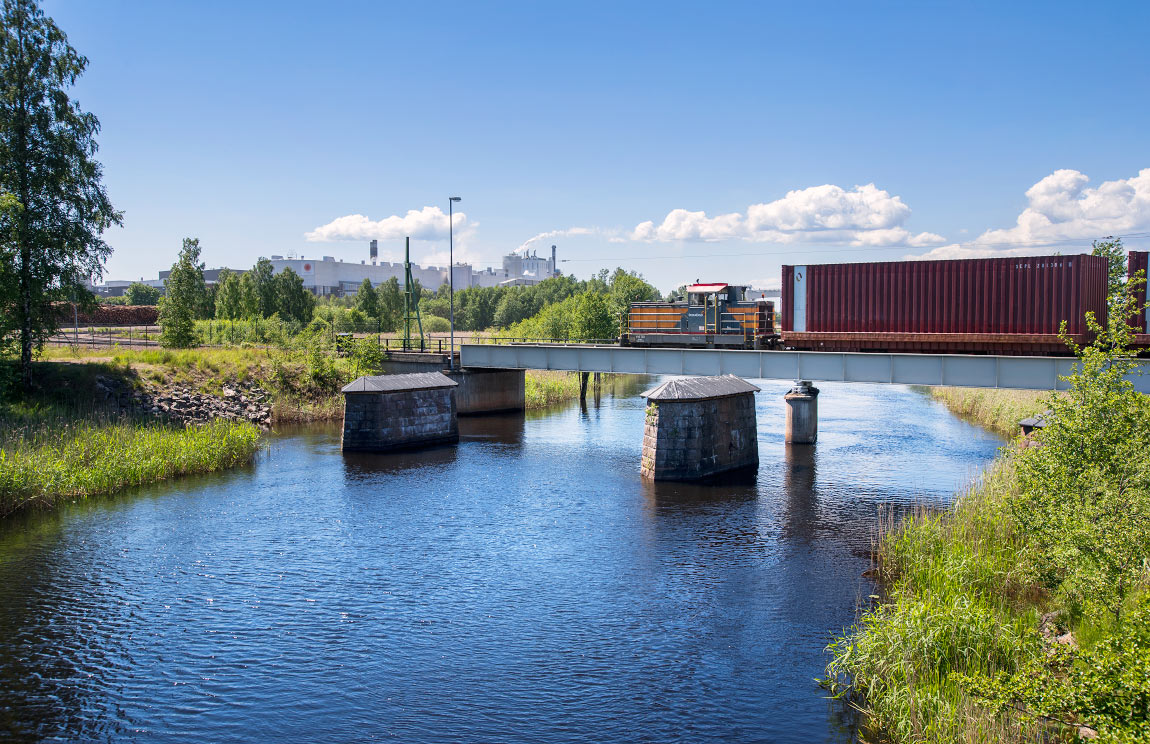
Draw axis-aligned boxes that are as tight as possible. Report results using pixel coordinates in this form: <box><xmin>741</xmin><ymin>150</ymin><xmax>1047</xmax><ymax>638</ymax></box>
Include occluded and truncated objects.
<box><xmin>826</xmin><ymin>343</ymin><xmax>1150</xmax><ymax>742</ymax></box>
<box><xmin>927</xmin><ymin>387</ymin><xmax>1050</xmax><ymax>437</ymax></box>
<box><xmin>0</xmin><ymin>415</ymin><xmax>260</xmax><ymax>515</ymax></box>
<box><xmin>42</xmin><ymin>345</ymin><xmax>349</xmax><ymax>422</ymax></box>
<box><xmin>0</xmin><ymin>361</ymin><xmax>262</xmax><ymax>515</ymax></box>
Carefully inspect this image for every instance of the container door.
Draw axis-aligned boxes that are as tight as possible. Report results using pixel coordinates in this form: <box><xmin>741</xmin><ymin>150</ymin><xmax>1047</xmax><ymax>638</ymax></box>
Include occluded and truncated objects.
<box><xmin>793</xmin><ymin>266</ymin><xmax>807</xmax><ymax>332</ymax></box>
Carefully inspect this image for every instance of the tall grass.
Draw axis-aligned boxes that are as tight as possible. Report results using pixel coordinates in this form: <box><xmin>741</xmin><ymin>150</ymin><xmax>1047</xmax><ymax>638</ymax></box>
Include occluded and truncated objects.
<box><xmin>926</xmin><ymin>387</ymin><xmax>1050</xmax><ymax>437</ymax></box>
<box><xmin>828</xmin><ymin>323</ymin><xmax>1150</xmax><ymax>742</ymax></box>
<box><xmin>825</xmin><ymin>464</ymin><xmax>1050</xmax><ymax>743</ymax></box>
<box><xmin>0</xmin><ymin>413</ymin><xmax>261</xmax><ymax>515</ymax></box>
<box><xmin>525</xmin><ymin>370</ymin><xmax>582</xmax><ymax>408</ymax></box>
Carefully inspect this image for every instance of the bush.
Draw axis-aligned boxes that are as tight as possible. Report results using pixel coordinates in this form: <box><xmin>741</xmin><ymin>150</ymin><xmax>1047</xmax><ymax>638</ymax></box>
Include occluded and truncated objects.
<box><xmin>825</xmin><ymin>284</ymin><xmax>1150</xmax><ymax>742</ymax></box>
<box><xmin>423</xmin><ymin>316</ymin><xmax>450</xmax><ymax>333</ymax></box>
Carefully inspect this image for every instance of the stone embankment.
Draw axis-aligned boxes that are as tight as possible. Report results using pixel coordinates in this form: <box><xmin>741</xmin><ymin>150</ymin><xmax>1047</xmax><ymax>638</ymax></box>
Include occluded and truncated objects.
<box><xmin>95</xmin><ymin>376</ymin><xmax>272</xmax><ymax>428</ymax></box>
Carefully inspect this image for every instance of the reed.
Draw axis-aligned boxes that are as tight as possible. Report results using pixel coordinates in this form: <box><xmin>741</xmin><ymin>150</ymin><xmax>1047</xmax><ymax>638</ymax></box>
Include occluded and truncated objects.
<box><xmin>926</xmin><ymin>387</ymin><xmax>1050</xmax><ymax>438</ymax></box>
<box><xmin>0</xmin><ymin>411</ymin><xmax>261</xmax><ymax>516</ymax></box>
<box><xmin>828</xmin><ymin>342</ymin><xmax>1150</xmax><ymax>742</ymax></box>
<box><xmin>524</xmin><ymin>370</ymin><xmax>582</xmax><ymax>409</ymax></box>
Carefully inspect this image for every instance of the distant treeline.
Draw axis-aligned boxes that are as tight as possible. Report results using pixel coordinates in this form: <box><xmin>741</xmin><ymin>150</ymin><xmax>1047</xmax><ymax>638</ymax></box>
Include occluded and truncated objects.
<box><xmin>146</xmin><ymin>238</ymin><xmax>664</xmax><ymax>347</ymax></box>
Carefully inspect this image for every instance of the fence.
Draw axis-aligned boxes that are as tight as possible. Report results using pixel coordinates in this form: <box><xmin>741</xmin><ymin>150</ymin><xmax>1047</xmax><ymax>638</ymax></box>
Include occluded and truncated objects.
<box><xmin>47</xmin><ymin>325</ymin><xmax>162</xmax><ymax>348</ymax></box>
<box><xmin>46</xmin><ymin>323</ymin><xmax>619</xmax><ymax>354</ymax></box>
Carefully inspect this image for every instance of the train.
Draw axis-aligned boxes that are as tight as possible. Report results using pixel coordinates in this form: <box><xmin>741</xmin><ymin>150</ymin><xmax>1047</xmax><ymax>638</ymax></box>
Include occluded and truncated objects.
<box><xmin>621</xmin><ymin>283</ymin><xmax>776</xmax><ymax>349</ymax></box>
<box><xmin>623</xmin><ymin>253</ymin><xmax>1129</xmax><ymax>356</ymax></box>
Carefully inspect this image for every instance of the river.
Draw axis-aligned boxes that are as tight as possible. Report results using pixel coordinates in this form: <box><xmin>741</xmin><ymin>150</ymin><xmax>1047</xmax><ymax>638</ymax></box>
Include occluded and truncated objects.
<box><xmin>0</xmin><ymin>378</ymin><xmax>1003</xmax><ymax>743</ymax></box>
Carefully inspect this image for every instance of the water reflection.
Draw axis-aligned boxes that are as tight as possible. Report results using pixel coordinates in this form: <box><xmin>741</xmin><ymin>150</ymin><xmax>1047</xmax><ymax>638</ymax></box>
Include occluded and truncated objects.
<box><xmin>781</xmin><ymin>444</ymin><xmax>819</xmax><ymax>541</ymax></box>
<box><xmin>459</xmin><ymin>411</ymin><xmax>525</xmax><ymax>446</ymax></box>
<box><xmin>342</xmin><ymin>441</ymin><xmax>460</xmax><ymax>478</ymax></box>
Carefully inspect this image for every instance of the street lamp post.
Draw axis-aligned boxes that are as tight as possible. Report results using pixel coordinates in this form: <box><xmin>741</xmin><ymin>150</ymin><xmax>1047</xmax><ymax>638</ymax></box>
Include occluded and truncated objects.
<box><xmin>449</xmin><ymin>196</ymin><xmax>461</xmax><ymax>369</ymax></box>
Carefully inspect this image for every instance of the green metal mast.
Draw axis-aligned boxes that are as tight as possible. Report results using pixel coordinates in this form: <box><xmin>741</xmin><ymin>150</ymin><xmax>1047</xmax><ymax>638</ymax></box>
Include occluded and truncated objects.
<box><xmin>401</xmin><ymin>236</ymin><xmax>424</xmax><ymax>350</ymax></box>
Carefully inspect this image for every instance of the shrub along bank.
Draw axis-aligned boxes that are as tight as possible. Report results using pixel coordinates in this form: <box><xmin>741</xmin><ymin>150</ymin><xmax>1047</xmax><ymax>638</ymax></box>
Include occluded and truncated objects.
<box><xmin>826</xmin><ymin>317</ymin><xmax>1150</xmax><ymax>743</ymax></box>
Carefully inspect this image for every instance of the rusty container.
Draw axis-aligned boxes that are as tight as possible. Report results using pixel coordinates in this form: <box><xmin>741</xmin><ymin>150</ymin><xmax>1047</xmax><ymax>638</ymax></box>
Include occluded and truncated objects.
<box><xmin>781</xmin><ymin>254</ymin><xmax>1108</xmax><ymax>354</ymax></box>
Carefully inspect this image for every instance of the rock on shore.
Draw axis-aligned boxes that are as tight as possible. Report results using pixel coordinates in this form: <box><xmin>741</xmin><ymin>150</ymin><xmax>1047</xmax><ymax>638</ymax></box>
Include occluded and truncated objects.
<box><xmin>94</xmin><ymin>375</ymin><xmax>273</xmax><ymax>428</ymax></box>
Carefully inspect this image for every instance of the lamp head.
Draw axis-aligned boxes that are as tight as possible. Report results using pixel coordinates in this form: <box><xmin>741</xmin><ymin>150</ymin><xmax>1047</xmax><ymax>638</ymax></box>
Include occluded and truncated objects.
<box><xmin>450</xmin><ymin>196</ymin><xmax>461</xmax><ymax>202</ymax></box>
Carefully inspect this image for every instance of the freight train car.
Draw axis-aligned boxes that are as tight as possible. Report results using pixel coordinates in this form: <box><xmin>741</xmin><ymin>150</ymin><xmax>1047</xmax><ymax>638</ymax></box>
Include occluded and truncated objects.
<box><xmin>622</xmin><ymin>283</ymin><xmax>776</xmax><ymax>349</ymax></box>
<box><xmin>1127</xmin><ymin>250</ymin><xmax>1150</xmax><ymax>347</ymax></box>
<box><xmin>779</xmin><ymin>254</ymin><xmax>1108</xmax><ymax>355</ymax></box>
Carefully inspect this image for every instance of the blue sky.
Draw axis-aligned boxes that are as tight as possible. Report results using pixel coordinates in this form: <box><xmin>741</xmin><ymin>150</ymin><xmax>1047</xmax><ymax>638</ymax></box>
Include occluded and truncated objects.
<box><xmin>48</xmin><ymin>0</ymin><xmax>1150</xmax><ymax>292</ymax></box>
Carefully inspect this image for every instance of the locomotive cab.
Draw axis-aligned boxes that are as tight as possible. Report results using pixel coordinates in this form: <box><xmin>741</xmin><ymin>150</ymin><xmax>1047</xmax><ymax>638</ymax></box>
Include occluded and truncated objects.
<box><xmin>624</xmin><ymin>283</ymin><xmax>776</xmax><ymax>349</ymax></box>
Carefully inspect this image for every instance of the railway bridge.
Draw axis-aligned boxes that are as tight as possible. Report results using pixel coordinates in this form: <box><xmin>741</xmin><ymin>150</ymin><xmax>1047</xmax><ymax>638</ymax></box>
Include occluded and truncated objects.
<box><xmin>342</xmin><ymin>343</ymin><xmax>1149</xmax><ymax>481</ymax></box>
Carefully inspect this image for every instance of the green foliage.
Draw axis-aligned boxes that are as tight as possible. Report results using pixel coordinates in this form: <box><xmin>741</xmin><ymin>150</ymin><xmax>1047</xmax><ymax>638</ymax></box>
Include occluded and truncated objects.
<box><xmin>248</xmin><ymin>258</ymin><xmax>277</xmax><ymax>317</ymax></box>
<box><xmin>335</xmin><ymin>308</ymin><xmax>367</xmax><ymax>333</ymax></box>
<box><xmin>237</xmin><ymin>271</ymin><xmax>260</xmax><ymax>318</ymax></box>
<box><xmin>571</xmin><ymin>291</ymin><xmax>616</xmax><ymax>340</ymax></box>
<box><xmin>423</xmin><ymin>315</ymin><xmax>450</xmax><ymax>333</ymax></box>
<box><xmin>0</xmin><ymin>0</ymin><xmax>122</xmax><ymax>385</ymax></box>
<box><xmin>493</xmin><ymin>290</ymin><xmax>536</xmax><ymax>329</ymax></box>
<box><xmin>522</xmin><ymin>370</ymin><xmax>579</xmax><ymax>408</ymax></box>
<box><xmin>355</xmin><ymin>278</ymin><xmax>379</xmax><ymax>319</ymax></box>
<box><xmin>607</xmin><ymin>267</ymin><xmax>660</xmax><ymax>320</ymax></box>
<box><xmin>420</xmin><ymin>293</ymin><xmax>450</xmax><ymax>320</ymax></box>
<box><xmin>960</xmin><ymin>595</ymin><xmax>1150</xmax><ymax>743</ymax></box>
<box><xmin>273</xmin><ymin>267</ymin><xmax>314</xmax><ymax>324</ymax></box>
<box><xmin>376</xmin><ymin>276</ymin><xmax>402</xmax><ymax>332</ymax></box>
<box><xmin>1013</xmin><ymin>293</ymin><xmax>1150</xmax><ymax>621</ymax></box>
<box><xmin>347</xmin><ymin>337</ymin><xmax>385</xmax><ymax>377</ymax></box>
<box><xmin>214</xmin><ymin>268</ymin><xmax>244</xmax><ymax>319</ymax></box>
<box><xmin>927</xmin><ymin>387</ymin><xmax>1050</xmax><ymax>437</ymax></box>
<box><xmin>0</xmin><ymin>413</ymin><xmax>260</xmax><ymax>515</ymax></box>
<box><xmin>124</xmin><ymin>282</ymin><xmax>160</xmax><ymax>306</ymax></box>
<box><xmin>1092</xmin><ymin>236</ymin><xmax>1127</xmax><ymax>321</ymax></box>
<box><xmin>158</xmin><ymin>238</ymin><xmax>207</xmax><ymax>348</ymax></box>
<box><xmin>826</xmin><ymin>280</ymin><xmax>1150</xmax><ymax>743</ymax></box>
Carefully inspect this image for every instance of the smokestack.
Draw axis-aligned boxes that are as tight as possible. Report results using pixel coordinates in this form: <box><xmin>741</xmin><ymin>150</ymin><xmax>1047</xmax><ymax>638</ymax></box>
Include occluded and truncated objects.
<box><xmin>369</xmin><ymin>239</ymin><xmax>378</xmax><ymax>265</ymax></box>
<box><xmin>551</xmin><ymin>245</ymin><xmax>557</xmax><ymax>276</ymax></box>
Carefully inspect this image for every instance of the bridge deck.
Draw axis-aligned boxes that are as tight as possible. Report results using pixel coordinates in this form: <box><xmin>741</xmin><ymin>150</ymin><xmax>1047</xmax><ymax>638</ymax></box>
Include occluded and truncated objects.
<box><xmin>459</xmin><ymin>343</ymin><xmax>1150</xmax><ymax>393</ymax></box>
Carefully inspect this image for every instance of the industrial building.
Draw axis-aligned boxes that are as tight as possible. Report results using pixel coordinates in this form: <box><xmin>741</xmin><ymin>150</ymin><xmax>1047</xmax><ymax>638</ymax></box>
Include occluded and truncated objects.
<box><xmin>99</xmin><ymin>242</ymin><xmax>561</xmax><ymax>298</ymax></box>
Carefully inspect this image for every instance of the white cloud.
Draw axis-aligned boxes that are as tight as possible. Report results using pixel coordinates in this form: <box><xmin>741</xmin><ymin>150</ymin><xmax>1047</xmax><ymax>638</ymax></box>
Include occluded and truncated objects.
<box><xmin>305</xmin><ymin>206</ymin><xmax>470</xmax><ymax>243</ymax></box>
<box><xmin>910</xmin><ymin>168</ymin><xmax>1150</xmax><ymax>260</ymax></box>
<box><xmin>630</xmin><ymin>183</ymin><xmax>944</xmax><ymax>248</ymax></box>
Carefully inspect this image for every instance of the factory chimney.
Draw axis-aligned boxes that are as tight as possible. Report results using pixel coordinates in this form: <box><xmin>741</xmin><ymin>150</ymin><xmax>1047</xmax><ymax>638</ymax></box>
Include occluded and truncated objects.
<box><xmin>369</xmin><ymin>239</ymin><xmax>378</xmax><ymax>265</ymax></box>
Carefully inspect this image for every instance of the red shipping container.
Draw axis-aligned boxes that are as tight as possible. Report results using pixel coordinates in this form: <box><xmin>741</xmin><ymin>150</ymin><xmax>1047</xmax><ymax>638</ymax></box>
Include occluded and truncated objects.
<box><xmin>1127</xmin><ymin>250</ymin><xmax>1149</xmax><ymax>335</ymax></box>
<box><xmin>780</xmin><ymin>254</ymin><xmax>1108</xmax><ymax>354</ymax></box>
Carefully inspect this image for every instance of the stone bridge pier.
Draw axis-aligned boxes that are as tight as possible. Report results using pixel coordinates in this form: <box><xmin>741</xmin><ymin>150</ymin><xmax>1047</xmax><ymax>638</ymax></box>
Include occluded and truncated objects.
<box><xmin>640</xmin><ymin>375</ymin><xmax>761</xmax><ymax>480</ymax></box>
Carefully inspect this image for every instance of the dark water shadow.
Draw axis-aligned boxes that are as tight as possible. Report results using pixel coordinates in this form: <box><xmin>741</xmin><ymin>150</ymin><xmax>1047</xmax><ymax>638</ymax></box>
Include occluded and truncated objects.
<box><xmin>458</xmin><ymin>412</ymin><xmax>525</xmax><ymax>446</ymax></box>
<box><xmin>341</xmin><ymin>442</ymin><xmax>460</xmax><ymax>479</ymax></box>
<box><xmin>640</xmin><ymin>466</ymin><xmax>760</xmax><ymax>508</ymax></box>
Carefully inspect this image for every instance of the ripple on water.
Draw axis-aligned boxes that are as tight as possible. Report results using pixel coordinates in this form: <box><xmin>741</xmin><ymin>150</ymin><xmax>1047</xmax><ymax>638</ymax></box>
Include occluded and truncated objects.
<box><xmin>0</xmin><ymin>383</ymin><xmax>1001</xmax><ymax>743</ymax></box>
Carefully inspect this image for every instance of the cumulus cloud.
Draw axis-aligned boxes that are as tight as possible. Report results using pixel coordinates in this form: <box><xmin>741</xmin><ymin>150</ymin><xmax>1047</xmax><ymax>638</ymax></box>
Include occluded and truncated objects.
<box><xmin>630</xmin><ymin>183</ymin><xmax>945</xmax><ymax>248</ymax></box>
<box><xmin>910</xmin><ymin>168</ymin><xmax>1150</xmax><ymax>260</ymax></box>
<box><xmin>305</xmin><ymin>206</ymin><xmax>469</xmax><ymax>243</ymax></box>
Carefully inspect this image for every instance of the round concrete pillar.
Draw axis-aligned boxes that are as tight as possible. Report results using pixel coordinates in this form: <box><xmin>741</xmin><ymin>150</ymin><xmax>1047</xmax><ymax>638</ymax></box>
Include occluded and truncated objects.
<box><xmin>784</xmin><ymin>381</ymin><xmax>819</xmax><ymax>444</ymax></box>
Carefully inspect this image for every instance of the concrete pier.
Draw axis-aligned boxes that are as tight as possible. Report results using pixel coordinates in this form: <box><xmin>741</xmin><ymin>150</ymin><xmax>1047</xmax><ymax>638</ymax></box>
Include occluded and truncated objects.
<box><xmin>374</xmin><ymin>351</ymin><xmax>526</xmax><ymax>416</ymax></box>
<box><xmin>449</xmin><ymin>368</ymin><xmax>525</xmax><ymax>415</ymax></box>
<box><xmin>640</xmin><ymin>375</ymin><xmax>760</xmax><ymax>480</ymax></box>
<box><xmin>341</xmin><ymin>372</ymin><xmax>459</xmax><ymax>452</ymax></box>
<box><xmin>784</xmin><ymin>381</ymin><xmax>819</xmax><ymax>444</ymax></box>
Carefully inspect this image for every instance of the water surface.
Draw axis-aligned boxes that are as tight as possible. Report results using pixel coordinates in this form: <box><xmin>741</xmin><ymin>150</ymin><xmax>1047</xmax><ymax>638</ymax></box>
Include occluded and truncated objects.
<box><xmin>0</xmin><ymin>379</ymin><xmax>1002</xmax><ymax>742</ymax></box>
